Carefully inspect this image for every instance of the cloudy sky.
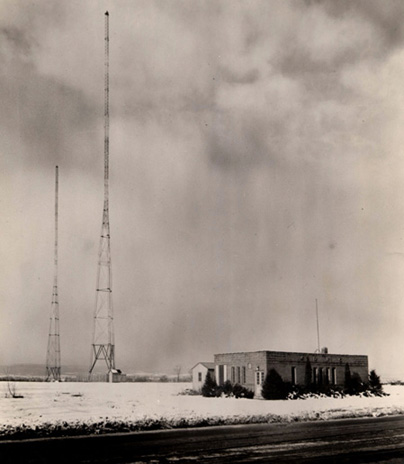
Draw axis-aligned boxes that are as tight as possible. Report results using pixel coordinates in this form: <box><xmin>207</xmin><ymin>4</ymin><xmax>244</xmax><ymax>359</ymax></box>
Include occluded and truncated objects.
<box><xmin>2</xmin><ymin>0</ymin><xmax>404</xmax><ymax>379</ymax></box>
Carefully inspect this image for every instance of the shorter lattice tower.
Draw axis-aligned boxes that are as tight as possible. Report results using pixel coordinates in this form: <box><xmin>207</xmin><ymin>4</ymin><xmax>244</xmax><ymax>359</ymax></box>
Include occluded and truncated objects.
<box><xmin>89</xmin><ymin>11</ymin><xmax>115</xmax><ymax>376</ymax></box>
<box><xmin>46</xmin><ymin>166</ymin><xmax>61</xmax><ymax>381</ymax></box>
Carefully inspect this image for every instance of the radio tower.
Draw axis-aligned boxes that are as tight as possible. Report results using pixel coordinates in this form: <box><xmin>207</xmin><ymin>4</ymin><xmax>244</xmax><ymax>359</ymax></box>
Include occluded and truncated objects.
<box><xmin>89</xmin><ymin>11</ymin><xmax>116</xmax><ymax>377</ymax></box>
<box><xmin>46</xmin><ymin>166</ymin><xmax>61</xmax><ymax>381</ymax></box>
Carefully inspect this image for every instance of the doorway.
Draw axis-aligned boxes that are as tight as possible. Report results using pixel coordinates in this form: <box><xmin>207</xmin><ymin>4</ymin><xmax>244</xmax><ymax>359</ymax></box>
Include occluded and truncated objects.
<box><xmin>255</xmin><ymin>370</ymin><xmax>265</xmax><ymax>397</ymax></box>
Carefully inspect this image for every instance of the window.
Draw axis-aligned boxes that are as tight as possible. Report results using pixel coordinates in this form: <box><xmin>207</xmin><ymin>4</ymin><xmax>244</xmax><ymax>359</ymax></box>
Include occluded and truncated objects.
<box><xmin>198</xmin><ymin>372</ymin><xmax>202</xmax><ymax>382</ymax></box>
<box><xmin>256</xmin><ymin>371</ymin><xmax>265</xmax><ymax>385</ymax></box>
<box><xmin>231</xmin><ymin>366</ymin><xmax>236</xmax><ymax>383</ymax></box>
<box><xmin>218</xmin><ymin>365</ymin><xmax>224</xmax><ymax>385</ymax></box>
<box><xmin>332</xmin><ymin>368</ymin><xmax>337</xmax><ymax>385</ymax></box>
<box><xmin>318</xmin><ymin>368</ymin><xmax>323</xmax><ymax>385</ymax></box>
<box><xmin>291</xmin><ymin>366</ymin><xmax>297</xmax><ymax>385</ymax></box>
<box><xmin>237</xmin><ymin>366</ymin><xmax>241</xmax><ymax>384</ymax></box>
<box><xmin>242</xmin><ymin>366</ymin><xmax>246</xmax><ymax>384</ymax></box>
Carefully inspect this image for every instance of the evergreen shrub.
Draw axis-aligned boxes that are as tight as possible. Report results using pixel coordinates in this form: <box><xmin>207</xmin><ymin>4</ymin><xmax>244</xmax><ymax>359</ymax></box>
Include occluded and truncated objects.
<box><xmin>261</xmin><ymin>369</ymin><xmax>288</xmax><ymax>400</ymax></box>
<box><xmin>201</xmin><ymin>372</ymin><xmax>218</xmax><ymax>398</ymax></box>
<box><xmin>201</xmin><ymin>373</ymin><xmax>254</xmax><ymax>398</ymax></box>
<box><xmin>369</xmin><ymin>369</ymin><xmax>383</xmax><ymax>395</ymax></box>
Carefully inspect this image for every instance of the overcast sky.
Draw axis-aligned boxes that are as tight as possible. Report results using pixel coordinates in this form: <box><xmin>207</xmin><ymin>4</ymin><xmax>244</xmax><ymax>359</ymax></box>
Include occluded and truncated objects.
<box><xmin>2</xmin><ymin>0</ymin><xmax>404</xmax><ymax>379</ymax></box>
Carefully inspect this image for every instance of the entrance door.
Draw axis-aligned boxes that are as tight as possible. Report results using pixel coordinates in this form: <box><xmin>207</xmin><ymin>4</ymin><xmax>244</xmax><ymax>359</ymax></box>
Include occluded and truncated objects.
<box><xmin>255</xmin><ymin>370</ymin><xmax>265</xmax><ymax>397</ymax></box>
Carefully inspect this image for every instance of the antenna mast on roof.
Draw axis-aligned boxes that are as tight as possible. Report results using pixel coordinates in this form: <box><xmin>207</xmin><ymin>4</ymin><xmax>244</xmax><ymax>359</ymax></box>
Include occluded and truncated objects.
<box><xmin>315</xmin><ymin>298</ymin><xmax>320</xmax><ymax>353</ymax></box>
<box><xmin>89</xmin><ymin>11</ymin><xmax>116</xmax><ymax>379</ymax></box>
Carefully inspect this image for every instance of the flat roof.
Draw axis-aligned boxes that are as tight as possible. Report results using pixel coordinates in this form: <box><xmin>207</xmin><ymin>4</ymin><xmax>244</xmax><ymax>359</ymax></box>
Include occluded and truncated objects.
<box><xmin>214</xmin><ymin>350</ymin><xmax>367</xmax><ymax>358</ymax></box>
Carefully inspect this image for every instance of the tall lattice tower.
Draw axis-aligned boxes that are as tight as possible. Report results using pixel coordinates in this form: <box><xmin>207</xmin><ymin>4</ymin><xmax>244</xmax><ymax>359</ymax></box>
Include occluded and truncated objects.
<box><xmin>46</xmin><ymin>166</ymin><xmax>61</xmax><ymax>381</ymax></box>
<box><xmin>89</xmin><ymin>11</ymin><xmax>115</xmax><ymax>376</ymax></box>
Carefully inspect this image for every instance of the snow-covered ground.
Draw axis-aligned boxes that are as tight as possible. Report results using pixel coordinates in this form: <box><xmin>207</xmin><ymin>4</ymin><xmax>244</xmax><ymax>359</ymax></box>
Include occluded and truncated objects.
<box><xmin>1</xmin><ymin>382</ymin><xmax>404</xmax><ymax>430</ymax></box>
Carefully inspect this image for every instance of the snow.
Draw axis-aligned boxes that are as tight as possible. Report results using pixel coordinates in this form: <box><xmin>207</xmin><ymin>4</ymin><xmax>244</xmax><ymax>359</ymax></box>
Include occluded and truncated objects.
<box><xmin>1</xmin><ymin>382</ymin><xmax>404</xmax><ymax>429</ymax></box>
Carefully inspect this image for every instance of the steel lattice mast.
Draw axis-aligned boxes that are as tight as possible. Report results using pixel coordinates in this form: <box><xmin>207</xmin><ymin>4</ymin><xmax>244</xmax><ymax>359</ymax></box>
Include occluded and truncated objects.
<box><xmin>46</xmin><ymin>166</ymin><xmax>61</xmax><ymax>381</ymax></box>
<box><xmin>89</xmin><ymin>11</ymin><xmax>115</xmax><ymax>376</ymax></box>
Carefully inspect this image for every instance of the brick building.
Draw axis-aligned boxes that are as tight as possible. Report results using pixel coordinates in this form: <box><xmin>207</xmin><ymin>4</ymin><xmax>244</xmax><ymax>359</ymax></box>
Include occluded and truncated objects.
<box><xmin>215</xmin><ymin>350</ymin><xmax>368</xmax><ymax>396</ymax></box>
<box><xmin>191</xmin><ymin>349</ymin><xmax>368</xmax><ymax>396</ymax></box>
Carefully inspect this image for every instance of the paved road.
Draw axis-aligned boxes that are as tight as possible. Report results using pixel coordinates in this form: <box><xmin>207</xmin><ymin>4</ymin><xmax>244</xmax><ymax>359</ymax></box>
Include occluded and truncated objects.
<box><xmin>3</xmin><ymin>415</ymin><xmax>404</xmax><ymax>463</ymax></box>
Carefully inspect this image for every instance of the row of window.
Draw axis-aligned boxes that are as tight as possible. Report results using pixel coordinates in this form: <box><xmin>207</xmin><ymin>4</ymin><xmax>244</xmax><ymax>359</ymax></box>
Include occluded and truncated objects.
<box><xmin>210</xmin><ymin>365</ymin><xmax>340</xmax><ymax>386</ymax></box>
<box><xmin>201</xmin><ymin>366</ymin><xmax>248</xmax><ymax>384</ymax></box>
<box><xmin>312</xmin><ymin>366</ymin><xmax>337</xmax><ymax>385</ymax></box>
<box><xmin>231</xmin><ymin>366</ymin><xmax>247</xmax><ymax>384</ymax></box>
<box><xmin>291</xmin><ymin>366</ymin><xmax>338</xmax><ymax>385</ymax></box>
<box><xmin>254</xmin><ymin>366</ymin><xmax>338</xmax><ymax>386</ymax></box>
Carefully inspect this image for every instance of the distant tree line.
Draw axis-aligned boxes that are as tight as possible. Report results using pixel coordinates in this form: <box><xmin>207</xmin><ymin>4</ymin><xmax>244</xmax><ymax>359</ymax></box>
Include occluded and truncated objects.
<box><xmin>0</xmin><ymin>373</ymin><xmax>193</xmax><ymax>383</ymax></box>
<box><xmin>0</xmin><ymin>376</ymin><xmax>45</xmax><ymax>382</ymax></box>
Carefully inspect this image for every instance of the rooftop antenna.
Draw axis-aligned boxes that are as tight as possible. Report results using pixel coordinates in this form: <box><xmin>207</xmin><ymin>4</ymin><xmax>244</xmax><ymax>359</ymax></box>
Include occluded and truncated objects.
<box><xmin>89</xmin><ymin>11</ymin><xmax>116</xmax><ymax>379</ymax></box>
<box><xmin>46</xmin><ymin>166</ymin><xmax>61</xmax><ymax>381</ymax></box>
<box><xmin>315</xmin><ymin>298</ymin><xmax>320</xmax><ymax>353</ymax></box>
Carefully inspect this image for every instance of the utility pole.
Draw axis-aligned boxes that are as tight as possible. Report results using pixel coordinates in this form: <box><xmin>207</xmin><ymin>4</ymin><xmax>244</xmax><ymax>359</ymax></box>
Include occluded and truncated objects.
<box><xmin>46</xmin><ymin>166</ymin><xmax>61</xmax><ymax>381</ymax></box>
<box><xmin>89</xmin><ymin>11</ymin><xmax>116</xmax><ymax>378</ymax></box>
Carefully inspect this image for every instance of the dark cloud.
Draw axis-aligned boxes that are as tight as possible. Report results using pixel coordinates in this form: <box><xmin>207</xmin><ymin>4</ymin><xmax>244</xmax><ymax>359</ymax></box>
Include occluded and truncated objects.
<box><xmin>309</xmin><ymin>0</ymin><xmax>404</xmax><ymax>53</ymax></box>
<box><xmin>0</xmin><ymin>26</ymin><xmax>33</xmax><ymax>55</ymax></box>
<box><xmin>0</xmin><ymin>34</ymin><xmax>98</xmax><ymax>173</ymax></box>
<box><xmin>206</xmin><ymin>113</ymin><xmax>281</xmax><ymax>170</ymax></box>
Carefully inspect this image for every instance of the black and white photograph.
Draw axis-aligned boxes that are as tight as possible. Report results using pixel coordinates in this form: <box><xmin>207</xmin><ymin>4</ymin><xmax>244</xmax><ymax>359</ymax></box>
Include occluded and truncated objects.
<box><xmin>1</xmin><ymin>1</ymin><xmax>404</xmax><ymax>462</ymax></box>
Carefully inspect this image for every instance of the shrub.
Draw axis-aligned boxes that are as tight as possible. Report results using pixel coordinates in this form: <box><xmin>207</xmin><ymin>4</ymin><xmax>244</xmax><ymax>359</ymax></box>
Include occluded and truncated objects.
<box><xmin>216</xmin><ymin>380</ymin><xmax>233</xmax><ymax>397</ymax></box>
<box><xmin>178</xmin><ymin>388</ymin><xmax>200</xmax><ymax>396</ymax></box>
<box><xmin>369</xmin><ymin>370</ymin><xmax>383</xmax><ymax>394</ymax></box>
<box><xmin>388</xmin><ymin>379</ymin><xmax>404</xmax><ymax>386</ymax></box>
<box><xmin>201</xmin><ymin>374</ymin><xmax>254</xmax><ymax>399</ymax></box>
<box><xmin>349</xmin><ymin>372</ymin><xmax>365</xmax><ymax>394</ymax></box>
<box><xmin>215</xmin><ymin>381</ymin><xmax>254</xmax><ymax>398</ymax></box>
<box><xmin>232</xmin><ymin>383</ymin><xmax>254</xmax><ymax>399</ymax></box>
<box><xmin>344</xmin><ymin>363</ymin><xmax>352</xmax><ymax>393</ymax></box>
<box><xmin>261</xmin><ymin>369</ymin><xmax>288</xmax><ymax>400</ymax></box>
<box><xmin>201</xmin><ymin>372</ymin><xmax>217</xmax><ymax>398</ymax></box>
<box><xmin>4</xmin><ymin>381</ymin><xmax>24</xmax><ymax>399</ymax></box>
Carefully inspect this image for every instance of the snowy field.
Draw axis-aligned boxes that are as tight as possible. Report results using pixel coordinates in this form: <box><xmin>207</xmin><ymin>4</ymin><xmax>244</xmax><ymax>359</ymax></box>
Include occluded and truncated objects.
<box><xmin>1</xmin><ymin>382</ymin><xmax>404</xmax><ymax>434</ymax></box>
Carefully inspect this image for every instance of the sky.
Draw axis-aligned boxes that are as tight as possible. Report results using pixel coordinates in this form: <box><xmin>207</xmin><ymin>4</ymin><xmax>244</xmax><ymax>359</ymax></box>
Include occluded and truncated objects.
<box><xmin>2</xmin><ymin>0</ymin><xmax>404</xmax><ymax>379</ymax></box>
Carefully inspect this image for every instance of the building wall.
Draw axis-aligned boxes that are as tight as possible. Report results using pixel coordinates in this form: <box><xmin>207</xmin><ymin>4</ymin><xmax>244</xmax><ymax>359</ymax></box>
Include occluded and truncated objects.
<box><xmin>214</xmin><ymin>351</ymin><xmax>368</xmax><ymax>391</ymax></box>
<box><xmin>215</xmin><ymin>352</ymin><xmax>267</xmax><ymax>391</ymax></box>
<box><xmin>265</xmin><ymin>351</ymin><xmax>368</xmax><ymax>387</ymax></box>
<box><xmin>192</xmin><ymin>364</ymin><xmax>214</xmax><ymax>392</ymax></box>
<box><xmin>108</xmin><ymin>372</ymin><xmax>127</xmax><ymax>383</ymax></box>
